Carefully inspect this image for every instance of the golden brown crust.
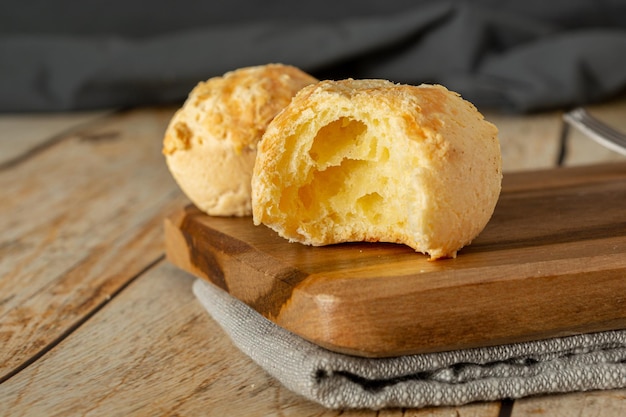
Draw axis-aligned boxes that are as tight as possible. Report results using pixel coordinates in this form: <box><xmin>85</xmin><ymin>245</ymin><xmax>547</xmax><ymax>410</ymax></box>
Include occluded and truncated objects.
<box><xmin>252</xmin><ymin>79</ymin><xmax>502</xmax><ymax>258</ymax></box>
<box><xmin>163</xmin><ymin>64</ymin><xmax>318</xmax><ymax>216</ymax></box>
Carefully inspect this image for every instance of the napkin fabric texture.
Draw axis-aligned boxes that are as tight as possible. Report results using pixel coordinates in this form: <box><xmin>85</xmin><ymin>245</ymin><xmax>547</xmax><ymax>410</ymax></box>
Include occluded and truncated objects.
<box><xmin>193</xmin><ymin>279</ymin><xmax>626</xmax><ymax>410</ymax></box>
<box><xmin>3</xmin><ymin>0</ymin><xmax>626</xmax><ymax>113</ymax></box>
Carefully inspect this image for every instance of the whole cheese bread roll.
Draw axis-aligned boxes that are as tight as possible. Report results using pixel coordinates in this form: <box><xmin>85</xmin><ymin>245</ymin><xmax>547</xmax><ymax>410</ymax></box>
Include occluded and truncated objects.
<box><xmin>252</xmin><ymin>79</ymin><xmax>502</xmax><ymax>259</ymax></box>
<box><xmin>163</xmin><ymin>64</ymin><xmax>318</xmax><ymax>216</ymax></box>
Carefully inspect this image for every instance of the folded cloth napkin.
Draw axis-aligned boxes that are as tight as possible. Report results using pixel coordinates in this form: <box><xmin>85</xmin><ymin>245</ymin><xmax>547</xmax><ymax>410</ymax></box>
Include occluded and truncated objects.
<box><xmin>193</xmin><ymin>279</ymin><xmax>626</xmax><ymax>410</ymax></box>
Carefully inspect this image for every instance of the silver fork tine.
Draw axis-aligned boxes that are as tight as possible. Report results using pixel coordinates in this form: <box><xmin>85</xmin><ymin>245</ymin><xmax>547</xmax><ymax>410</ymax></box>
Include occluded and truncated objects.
<box><xmin>563</xmin><ymin>108</ymin><xmax>626</xmax><ymax>156</ymax></box>
<box><xmin>566</xmin><ymin>108</ymin><xmax>626</xmax><ymax>147</ymax></box>
<box><xmin>574</xmin><ymin>109</ymin><xmax>626</xmax><ymax>148</ymax></box>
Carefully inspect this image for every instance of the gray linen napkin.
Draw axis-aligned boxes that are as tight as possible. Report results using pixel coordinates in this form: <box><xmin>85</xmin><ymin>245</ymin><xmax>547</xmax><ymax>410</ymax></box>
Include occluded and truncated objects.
<box><xmin>192</xmin><ymin>279</ymin><xmax>626</xmax><ymax>409</ymax></box>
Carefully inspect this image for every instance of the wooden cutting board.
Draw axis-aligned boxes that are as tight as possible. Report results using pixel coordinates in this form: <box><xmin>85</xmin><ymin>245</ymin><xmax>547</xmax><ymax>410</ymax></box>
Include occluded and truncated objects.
<box><xmin>165</xmin><ymin>162</ymin><xmax>626</xmax><ymax>358</ymax></box>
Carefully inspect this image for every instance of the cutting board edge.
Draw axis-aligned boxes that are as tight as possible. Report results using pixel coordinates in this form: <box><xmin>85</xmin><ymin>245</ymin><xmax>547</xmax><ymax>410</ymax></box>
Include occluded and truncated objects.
<box><xmin>166</xmin><ymin>206</ymin><xmax>626</xmax><ymax>357</ymax></box>
<box><xmin>272</xmin><ymin>265</ymin><xmax>626</xmax><ymax>357</ymax></box>
<box><xmin>164</xmin><ymin>162</ymin><xmax>626</xmax><ymax>357</ymax></box>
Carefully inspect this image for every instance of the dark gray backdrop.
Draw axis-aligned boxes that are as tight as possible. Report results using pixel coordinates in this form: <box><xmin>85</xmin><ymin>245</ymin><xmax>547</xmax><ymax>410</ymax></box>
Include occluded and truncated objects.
<box><xmin>2</xmin><ymin>0</ymin><xmax>626</xmax><ymax>112</ymax></box>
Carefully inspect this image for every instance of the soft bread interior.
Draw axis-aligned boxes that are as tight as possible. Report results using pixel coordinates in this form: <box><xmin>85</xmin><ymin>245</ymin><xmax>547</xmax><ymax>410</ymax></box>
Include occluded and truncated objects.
<box><xmin>274</xmin><ymin>114</ymin><xmax>423</xmax><ymax>246</ymax></box>
<box><xmin>253</xmin><ymin>80</ymin><xmax>502</xmax><ymax>259</ymax></box>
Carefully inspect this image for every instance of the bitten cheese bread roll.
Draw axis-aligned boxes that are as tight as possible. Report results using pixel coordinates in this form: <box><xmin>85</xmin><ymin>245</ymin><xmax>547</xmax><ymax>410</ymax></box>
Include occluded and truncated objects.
<box><xmin>251</xmin><ymin>79</ymin><xmax>502</xmax><ymax>259</ymax></box>
<box><xmin>163</xmin><ymin>64</ymin><xmax>317</xmax><ymax>216</ymax></box>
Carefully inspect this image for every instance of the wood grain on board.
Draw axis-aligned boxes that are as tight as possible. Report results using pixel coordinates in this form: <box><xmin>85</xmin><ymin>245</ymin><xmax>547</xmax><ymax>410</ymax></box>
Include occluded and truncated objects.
<box><xmin>166</xmin><ymin>162</ymin><xmax>626</xmax><ymax>358</ymax></box>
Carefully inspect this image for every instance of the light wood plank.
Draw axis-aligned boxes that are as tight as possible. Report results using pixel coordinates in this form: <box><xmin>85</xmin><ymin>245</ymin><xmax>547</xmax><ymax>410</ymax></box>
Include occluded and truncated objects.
<box><xmin>403</xmin><ymin>403</ymin><xmax>501</xmax><ymax>416</ymax></box>
<box><xmin>0</xmin><ymin>107</ymin><xmax>188</xmax><ymax>381</ymax></box>
<box><xmin>511</xmin><ymin>389</ymin><xmax>626</xmax><ymax>416</ymax></box>
<box><xmin>0</xmin><ymin>110</ymin><xmax>111</xmax><ymax>167</ymax></box>
<box><xmin>0</xmin><ymin>261</ymin><xmax>501</xmax><ymax>416</ymax></box>
<box><xmin>483</xmin><ymin>111</ymin><xmax>562</xmax><ymax>173</ymax></box>
<box><xmin>0</xmin><ymin>263</ymin><xmax>265</xmax><ymax>416</ymax></box>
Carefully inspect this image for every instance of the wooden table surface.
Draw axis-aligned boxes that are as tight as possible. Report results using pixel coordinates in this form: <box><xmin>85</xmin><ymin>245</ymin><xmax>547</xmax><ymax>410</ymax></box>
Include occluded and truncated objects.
<box><xmin>1</xmin><ymin>98</ymin><xmax>625</xmax><ymax>416</ymax></box>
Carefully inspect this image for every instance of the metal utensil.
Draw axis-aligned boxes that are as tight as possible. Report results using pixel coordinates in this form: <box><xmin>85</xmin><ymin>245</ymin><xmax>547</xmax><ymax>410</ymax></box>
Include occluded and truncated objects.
<box><xmin>563</xmin><ymin>108</ymin><xmax>626</xmax><ymax>156</ymax></box>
